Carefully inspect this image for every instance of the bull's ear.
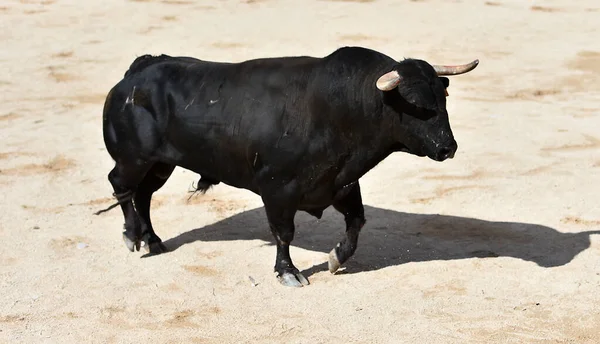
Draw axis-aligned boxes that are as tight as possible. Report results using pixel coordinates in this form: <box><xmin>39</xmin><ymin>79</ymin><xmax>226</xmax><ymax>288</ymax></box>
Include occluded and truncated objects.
<box><xmin>439</xmin><ymin>77</ymin><xmax>450</xmax><ymax>96</ymax></box>
<box><xmin>439</xmin><ymin>77</ymin><xmax>449</xmax><ymax>88</ymax></box>
<box><xmin>376</xmin><ymin>70</ymin><xmax>402</xmax><ymax>91</ymax></box>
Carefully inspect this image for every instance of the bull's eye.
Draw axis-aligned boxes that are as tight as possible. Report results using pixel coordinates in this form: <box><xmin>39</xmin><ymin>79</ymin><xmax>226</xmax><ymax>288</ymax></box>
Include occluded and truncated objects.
<box><xmin>412</xmin><ymin>107</ymin><xmax>437</xmax><ymax>121</ymax></box>
<box><xmin>403</xmin><ymin>97</ymin><xmax>437</xmax><ymax>120</ymax></box>
<box><xmin>399</xmin><ymin>100</ymin><xmax>436</xmax><ymax>121</ymax></box>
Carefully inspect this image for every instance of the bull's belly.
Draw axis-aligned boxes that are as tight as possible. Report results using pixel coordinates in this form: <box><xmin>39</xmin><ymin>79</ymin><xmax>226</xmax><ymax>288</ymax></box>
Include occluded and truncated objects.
<box><xmin>157</xmin><ymin>142</ymin><xmax>260</xmax><ymax>193</ymax></box>
<box><xmin>297</xmin><ymin>182</ymin><xmax>340</xmax><ymax>210</ymax></box>
<box><xmin>162</xmin><ymin>149</ymin><xmax>352</xmax><ymax>213</ymax></box>
<box><xmin>157</xmin><ymin>134</ymin><xmax>353</xmax><ymax>207</ymax></box>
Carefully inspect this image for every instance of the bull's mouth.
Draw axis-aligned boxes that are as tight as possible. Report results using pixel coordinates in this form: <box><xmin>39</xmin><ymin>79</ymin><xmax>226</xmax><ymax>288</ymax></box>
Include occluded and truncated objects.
<box><xmin>392</xmin><ymin>142</ymin><xmax>410</xmax><ymax>153</ymax></box>
<box><xmin>429</xmin><ymin>153</ymin><xmax>450</xmax><ymax>162</ymax></box>
<box><xmin>392</xmin><ymin>142</ymin><xmax>426</xmax><ymax>157</ymax></box>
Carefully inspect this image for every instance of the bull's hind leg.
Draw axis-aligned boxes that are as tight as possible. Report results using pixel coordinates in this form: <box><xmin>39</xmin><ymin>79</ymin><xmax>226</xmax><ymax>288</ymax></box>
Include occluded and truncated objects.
<box><xmin>133</xmin><ymin>163</ymin><xmax>175</xmax><ymax>254</ymax></box>
<box><xmin>108</xmin><ymin>162</ymin><xmax>152</xmax><ymax>252</ymax></box>
<box><xmin>328</xmin><ymin>182</ymin><xmax>366</xmax><ymax>274</ymax></box>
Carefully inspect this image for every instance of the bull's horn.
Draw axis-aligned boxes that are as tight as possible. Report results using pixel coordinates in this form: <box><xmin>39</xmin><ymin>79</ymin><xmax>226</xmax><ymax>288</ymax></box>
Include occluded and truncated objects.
<box><xmin>376</xmin><ymin>70</ymin><xmax>402</xmax><ymax>91</ymax></box>
<box><xmin>432</xmin><ymin>59</ymin><xmax>479</xmax><ymax>76</ymax></box>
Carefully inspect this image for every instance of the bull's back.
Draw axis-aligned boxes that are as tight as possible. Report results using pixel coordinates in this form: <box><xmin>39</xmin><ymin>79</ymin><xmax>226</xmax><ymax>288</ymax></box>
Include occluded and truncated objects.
<box><xmin>156</xmin><ymin>58</ymin><xmax>322</xmax><ymax>188</ymax></box>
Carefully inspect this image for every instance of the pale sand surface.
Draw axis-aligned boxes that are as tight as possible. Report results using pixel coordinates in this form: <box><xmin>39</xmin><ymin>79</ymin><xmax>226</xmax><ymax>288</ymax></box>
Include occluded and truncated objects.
<box><xmin>1</xmin><ymin>0</ymin><xmax>600</xmax><ymax>343</ymax></box>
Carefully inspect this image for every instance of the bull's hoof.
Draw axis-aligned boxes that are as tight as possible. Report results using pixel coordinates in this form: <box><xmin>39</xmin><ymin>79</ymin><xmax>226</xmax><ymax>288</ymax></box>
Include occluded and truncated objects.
<box><xmin>122</xmin><ymin>232</ymin><xmax>140</xmax><ymax>252</ymax></box>
<box><xmin>122</xmin><ymin>232</ymin><xmax>167</xmax><ymax>255</ymax></box>
<box><xmin>141</xmin><ymin>232</ymin><xmax>167</xmax><ymax>255</ymax></box>
<box><xmin>277</xmin><ymin>271</ymin><xmax>310</xmax><ymax>287</ymax></box>
<box><xmin>328</xmin><ymin>248</ymin><xmax>341</xmax><ymax>274</ymax></box>
<box><xmin>143</xmin><ymin>241</ymin><xmax>167</xmax><ymax>255</ymax></box>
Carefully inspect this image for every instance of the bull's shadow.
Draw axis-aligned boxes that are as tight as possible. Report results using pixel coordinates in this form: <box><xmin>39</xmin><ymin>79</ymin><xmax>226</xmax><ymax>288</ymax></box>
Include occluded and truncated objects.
<box><xmin>161</xmin><ymin>205</ymin><xmax>600</xmax><ymax>276</ymax></box>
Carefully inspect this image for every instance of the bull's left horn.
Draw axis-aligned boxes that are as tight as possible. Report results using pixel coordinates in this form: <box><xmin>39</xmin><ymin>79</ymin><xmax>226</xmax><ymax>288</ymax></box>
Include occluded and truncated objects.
<box><xmin>376</xmin><ymin>70</ymin><xmax>402</xmax><ymax>91</ymax></box>
<box><xmin>432</xmin><ymin>59</ymin><xmax>479</xmax><ymax>76</ymax></box>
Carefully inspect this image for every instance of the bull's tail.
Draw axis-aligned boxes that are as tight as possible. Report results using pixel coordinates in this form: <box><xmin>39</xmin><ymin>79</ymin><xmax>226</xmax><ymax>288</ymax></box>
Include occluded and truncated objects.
<box><xmin>124</xmin><ymin>54</ymin><xmax>173</xmax><ymax>78</ymax></box>
<box><xmin>92</xmin><ymin>191</ymin><xmax>134</xmax><ymax>215</ymax></box>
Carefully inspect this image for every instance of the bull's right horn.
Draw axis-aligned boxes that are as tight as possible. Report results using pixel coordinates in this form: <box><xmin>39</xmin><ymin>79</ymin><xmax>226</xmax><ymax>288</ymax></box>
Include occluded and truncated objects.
<box><xmin>432</xmin><ymin>59</ymin><xmax>479</xmax><ymax>76</ymax></box>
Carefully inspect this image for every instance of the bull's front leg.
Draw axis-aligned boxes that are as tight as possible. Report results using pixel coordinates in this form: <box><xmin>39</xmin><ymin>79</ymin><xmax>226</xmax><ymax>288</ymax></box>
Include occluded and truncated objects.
<box><xmin>263</xmin><ymin>200</ymin><xmax>309</xmax><ymax>287</ymax></box>
<box><xmin>329</xmin><ymin>182</ymin><xmax>366</xmax><ymax>273</ymax></box>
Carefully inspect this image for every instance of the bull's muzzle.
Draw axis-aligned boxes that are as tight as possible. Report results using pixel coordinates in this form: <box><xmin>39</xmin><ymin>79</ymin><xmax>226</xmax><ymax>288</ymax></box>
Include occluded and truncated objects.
<box><xmin>434</xmin><ymin>141</ymin><xmax>458</xmax><ymax>161</ymax></box>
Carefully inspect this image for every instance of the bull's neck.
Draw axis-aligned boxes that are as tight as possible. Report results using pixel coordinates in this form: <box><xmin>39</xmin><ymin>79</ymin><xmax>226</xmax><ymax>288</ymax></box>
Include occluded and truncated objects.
<box><xmin>332</xmin><ymin>91</ymin><xmax>398</xmax><ymax>187</ymax></box>
<box><xmin>317</xmin><ymin>51</ymin><xmax>402</xmax><ymax>185</ymax></box>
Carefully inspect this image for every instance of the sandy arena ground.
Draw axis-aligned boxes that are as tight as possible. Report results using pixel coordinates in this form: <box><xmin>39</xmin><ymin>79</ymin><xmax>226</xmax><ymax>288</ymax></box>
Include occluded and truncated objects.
<box><xmin>1</xmin><ymin>0</ymin><xmax>600</xmax><ymax>343</ymax></box>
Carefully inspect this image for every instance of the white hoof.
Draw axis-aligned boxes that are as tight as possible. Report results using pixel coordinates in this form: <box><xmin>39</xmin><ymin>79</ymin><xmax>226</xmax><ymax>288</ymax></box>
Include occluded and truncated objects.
<box><xmin>328</xmin><ymin>248</ymin><xmax>341</xmax><ymax>274</ymax></box>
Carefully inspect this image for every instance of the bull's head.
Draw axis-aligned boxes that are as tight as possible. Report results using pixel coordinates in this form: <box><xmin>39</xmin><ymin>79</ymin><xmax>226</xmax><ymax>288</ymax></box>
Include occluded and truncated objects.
<box><xmin>376</xmin><ymin>58</ymin><xmax>478</xmax><ymax>161</ymax></box>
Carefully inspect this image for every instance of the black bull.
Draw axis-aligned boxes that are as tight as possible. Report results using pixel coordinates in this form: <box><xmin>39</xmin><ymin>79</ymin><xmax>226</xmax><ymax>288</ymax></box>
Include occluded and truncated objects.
<box><xmin>98</xmin><ymin>46</ymin><xmax>478</xmax><ymax>287</ymax></box>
